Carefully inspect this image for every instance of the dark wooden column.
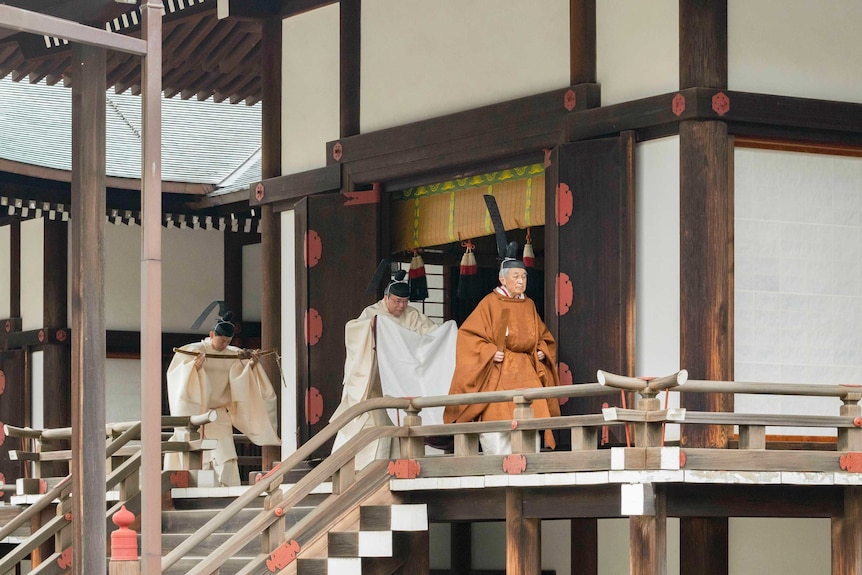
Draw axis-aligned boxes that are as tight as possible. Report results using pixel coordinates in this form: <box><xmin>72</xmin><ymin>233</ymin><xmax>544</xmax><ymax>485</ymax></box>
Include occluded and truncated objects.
<box><xmin>340</xmin><ymin>0</ymin><xmax>361</xmax><ymax>137</ymax></box>
<box><xmin>42</xmin><ymin>218</ymin><xmax>71</xmax><ymax>477</ymax></box>
<box><xmin>223</xmin><ymin>231</ymin><xmax>243</xmax><ymax>317</ymax></box>
<box><xmin>506</xmin><ymin>488</ymin><xmax>541</xmax><ymax>575</ymax></box>
<box><xmin>10</xmin><ymin>219</ymin><xmax>20</xmax><ymax>322</ymax></box>
<box><xmin>569</xmin><ymin>0</ymin><xmax>596</xmax><ymax>84</ymax></box>
<box><xmin>678</xmin><ymin>4</ymin><xmax>731</xmax><ymax>573</ymax></box>
<box><xmin>451</xmin><ymin>522</ymin><xmax>472</xmax><ymax>575</ymax></box>
<box><xmin>630</xmin><ymin>487</ymin><xmax>667</xmax><ymax>575</ymax></box>
<box><xmin>571</xmin><ymin>518</ymin><xmax>598</xmax><ymax>575</ymax></box>
<box><xmin>833</xmin><ymin>486</ymin><xmax>862</xmax><ymax>575</ymax></box>
<box><xmin>70</xmin><ymin>41</ymin><xmax>107</xmax><ymax>575</ymax></box>
<box><xmin>260</xmin><ymin>15</ymin><xmax>282</xmax><ymax>470</ymax></box>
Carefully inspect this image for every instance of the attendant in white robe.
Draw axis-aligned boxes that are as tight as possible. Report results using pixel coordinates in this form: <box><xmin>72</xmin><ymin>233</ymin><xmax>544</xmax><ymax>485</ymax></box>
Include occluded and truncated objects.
<box><xmin>165</xmin><ymin>311</ymin><xmax>281</xmax><ymax>486</ymax></box>
<box><xmin>331</xmin><ymin>270</ymin><xmax>439</xmax><ymax>470</ymax></box>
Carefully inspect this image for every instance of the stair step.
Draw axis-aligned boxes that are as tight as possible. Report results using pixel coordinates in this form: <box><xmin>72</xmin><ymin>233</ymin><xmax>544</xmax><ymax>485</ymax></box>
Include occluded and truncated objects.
<box><xmin>328</xmin><ymin>530</ymin><xmax>392</xmax><ymax>557</ymax></box>
<box><xmin>360</xmin><ymin>504</ymin><xmax>428</xmax><ymax>531</ymax></box>
<box><xmin>297</xmin><ymin>557</ymin><xmax>362</xmax><ymax>575</ymax></box>
<box><xmin>162</xmin><ymin>532</ymin><xmax>260</xmax><ymax>556</ymax></box>
<box><xmin>163</xmin><ymin>557</ymin><xmax>257</xmax><ymax>575</ymax></box>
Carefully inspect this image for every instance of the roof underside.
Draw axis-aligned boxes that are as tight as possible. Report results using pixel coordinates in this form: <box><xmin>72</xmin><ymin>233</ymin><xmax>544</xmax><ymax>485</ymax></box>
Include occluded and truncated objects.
<box><xmin>0</xmin><ymin>0</ymin><xmax>265</xmax><ymax>106</ymax></box>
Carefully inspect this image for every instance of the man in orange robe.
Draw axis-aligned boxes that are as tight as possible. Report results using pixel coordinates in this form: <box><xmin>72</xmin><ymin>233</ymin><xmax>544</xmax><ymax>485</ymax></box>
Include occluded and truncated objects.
<box><xmin>444</xmin><ymin>245</ymin><xmax>560</xmax><ymax>454</ymax></box>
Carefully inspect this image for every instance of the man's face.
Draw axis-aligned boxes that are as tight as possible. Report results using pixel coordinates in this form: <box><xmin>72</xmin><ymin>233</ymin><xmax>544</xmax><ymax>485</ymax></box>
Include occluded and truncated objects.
<box><xmin>500</xmin><ymin>268</ymin><xmax>528</xmax><ymax>297</ymax></box>
<box><xmin>209</xmin><ymin>332</ymin><xmax>232</xmax><ymax>351</ymax></box>
<box><xmin>384</xmin><ymin>293</ymin><xmax>409</xmax><ymax>317</ymax></box>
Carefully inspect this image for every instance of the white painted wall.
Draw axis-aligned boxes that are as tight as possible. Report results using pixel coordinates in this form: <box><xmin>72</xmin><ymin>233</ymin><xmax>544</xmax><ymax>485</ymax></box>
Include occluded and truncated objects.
<box><xmin>0</xmin><ymin>225</ymin><xmax>9</xmax><ymax>319</ymax></box>
<box><xmin>282</xmin><ymin>5</ymin><xmax>340</xmax><ymax>174</ymax></box>
<box><xmin>729</xmin><ymin>0</ymin><xmax>862</xmax><ymax>104</ymax></box>
<box><xmin>635</xmin><ymin>136</ymin><xmax>681</xmax><ymax>439</ymax></box>
<box><xmin>242</xmin><ymin>243</ymin><xmax>263</xmax><ymax>321</ymax></box>
<box><xmin>734</xmin><ymin>148</ymin><xmax>862</xmax><ymax>433</ymax></box>
<box><xmin>596</xmin><ymin>0</ymin><xmax>678</xmax><ymax>106</ymax></box>
<box><xmin>20</xmin><ymin>218</ymin><xmax>43</xmax><ymax>331</ymax></box>
<box><xmin>106</xmin><ymin>358</ymin><xmax>141</xmax><ymax>422</ymax></box>
<box><xmin>30</xmin><ymin>350</ymin><xmax>43</xmax><ymax>429</ymax></box>
<box><xmin>281</xmin><ymin>210</ymin><xmax>298</xmax><ymax>456</ymax></box>
<box><xmin>360</xmin><ymin>0</ymin><xmax>569</xmax><ymax>132</ymax></box>
<box><xmin>729</xmin><ymin>518</ymin><xmax>830</xmax><ymax>574</ymax></box>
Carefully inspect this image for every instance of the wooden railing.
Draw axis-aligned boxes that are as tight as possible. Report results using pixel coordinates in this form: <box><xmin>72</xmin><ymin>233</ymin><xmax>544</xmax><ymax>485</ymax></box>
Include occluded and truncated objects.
<box><xmin>0</xmin><ymin>413</ymin><xmax>218</xmax><ymax>575</ymax></box>
<box><xmin>165</xmin><ymin>371</ymin><xmax>862</xmax><ymax>574</ymax></box>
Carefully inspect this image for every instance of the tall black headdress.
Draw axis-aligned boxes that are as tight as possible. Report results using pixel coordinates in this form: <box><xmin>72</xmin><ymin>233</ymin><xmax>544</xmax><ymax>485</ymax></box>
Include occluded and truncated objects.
<box><xmin>483</xmin><ymin>194</ymin><xmax>525</xmax><ymax>273</ymax></box>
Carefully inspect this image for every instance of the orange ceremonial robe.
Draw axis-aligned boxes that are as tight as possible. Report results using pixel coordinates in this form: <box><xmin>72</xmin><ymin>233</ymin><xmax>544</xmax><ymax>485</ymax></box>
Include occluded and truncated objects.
<box><xmin>443</xmin><ymin>290</ymin><xmax>561</xmax><ymax>447</ymax></box>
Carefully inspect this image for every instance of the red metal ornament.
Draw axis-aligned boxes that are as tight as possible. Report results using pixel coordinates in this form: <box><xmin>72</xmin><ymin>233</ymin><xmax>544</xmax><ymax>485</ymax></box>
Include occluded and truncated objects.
<box><xmin>58</xmin><ymin>547</ymin><xmax>72</xmax><ymax>569</ymax></box>
<box><xmin>679</xmin><ymin>451</ymin><xmax>687</xmax><ymax>468</ymax></box>
<box><xmin>712</xmin><ymin>91</ymin><xmax>730</xmax><ymax>116</ymax></box>
<box><xmin>332</xmin><ymin>142</ymin><xmax>343</xmax><ymax>162</ymax></box>
<box><xmin>0</xmin><ymin>370</ymin><xmax>5</xmax><ymax>395</ymax></box>
<box><xmin>4</xmin><ymin>320</ymin><xmax>9</xmax><ymax>332</ymax></box>
<box><xmin>564</xmin><ymin>89</ymin><xmax>577</xmax><ymax>111</ymax></box>
<box><xmin>0</xmin><ymin>422</ymin><xmax>4</xmax><ymax>446</ymax></box>
<box><xmin>304</xmin><ymin>309</ymin><xmax>323</xmax><ymax>346</ymax></box>
<box><xmin>839</xmin><ymin>452</ymin><xmax>862</xmax><ymax>473</ymax></box>
<box><xmin>557</xmin><ymin>362</ymin><xmax>572</xmax><ymax>406</ymax></box>
<box><xmin>556</xmin><ymin>272</ymin><xmax>573</xmax><ymax>316</ymax></box>
<box><xmin>672</xmin><ymin>93</ymin><xmax>686</xmax><ymax>116</ymax></box>
<box><xmin>388</xmin><ymin>459</ymin><xmax>421</xmax><ymax>479</ymax></box>
<box><xmin>543</xmin><ymin>148</ymin><xmax>552</xmax><ymax>168</ymax></box>
<box><xmin>305</xmin><ymin>386</ymin><xmax>323</xmax><ymax>425</ymax></box>
<box><xmin>56</xmin><ymin>329</ymin><xmax>67</xmax><ymax>342</ymax></box>
<box><xmin>38</xmin><ymin>330</ymin><xmax>45</xmax><ymax>343</ymax></box>
<box><xmin>267</xmin><ymin>539</ymin><xmax>301</xmax><ymax>572</ymax></box>
<box><xmin>556</xmin><ymin>182</ymin><xmax>573</xmax><ymax>226</ymax></box>
<box><xmin>39</xmin><ymin>479</ymin><xmax>48</xmax><ymax>494</ymax></box>
<box><xmin>255</xmin><ymin>183</ymin><xmax>265</xmax><ymax>201</ymax></box>
<box><xmin>304</xmin><ymin>230</ymin><xmax>322</xmax><ymax>268</ymax></box>
<box><xmin>502</xmin><ymin>454</ymin><xmax>527</xmax><ymax>475</ymax></box>
<box><xmin>342</xmin><ymin>188</ymin><xmax>381</xmax><ymax>206</ymax></box>
<box><xmin>170</xmin><ymin>471</ymin><xmax>190</xmax><ymax>488</ymax></box>
<box><xmin>601</xmin><ymin>402</ymin><xmax>610</xmax><ymax>445</ymax></box>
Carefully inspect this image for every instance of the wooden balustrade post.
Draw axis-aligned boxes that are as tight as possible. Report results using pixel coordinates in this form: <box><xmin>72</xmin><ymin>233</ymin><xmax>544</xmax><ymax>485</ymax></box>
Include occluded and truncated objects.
<box><xmin>332</xmin><ymin>460</ymin><xmax>356</xmax><ymax>495</ymax></box>
<box><xmin>512</xmin><ymin>397</ymin><xmax>537</xmax><ymax>454</ymax></box>
<box><xmin>400</xmin><ymin>407</ymin><xmax>424</xmax><ymax>460</ymax></box>
<box><xmin>261</xmin><ymin>488</ymin><xmax>286</xmax><ymax>554</ymax></box>
<box><xmin>109</xmin><ymin>506</ymin><xmax>140</xmax><ymax>575</ymax></box>
<box><xmin>634</xmin><ymin>393</ymin><xmax>662</xmax><ymax>448</ymax></box>
<box><xmin>839</xmin><ymin>393</ymin><xmax>862</xmax><ymax>452</ymax></box>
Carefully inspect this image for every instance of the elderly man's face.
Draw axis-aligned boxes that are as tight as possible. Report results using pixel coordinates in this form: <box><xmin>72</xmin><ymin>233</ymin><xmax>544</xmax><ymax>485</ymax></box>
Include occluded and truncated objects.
<box><xmin>384</xmin><ymin>293</ymin><xmax>410</xmax><ymax>317</ymax></box>
<box><xmin>500</xmin><ymin>268</ymin><xmax>528</xmax><ymax>297</ymax></box>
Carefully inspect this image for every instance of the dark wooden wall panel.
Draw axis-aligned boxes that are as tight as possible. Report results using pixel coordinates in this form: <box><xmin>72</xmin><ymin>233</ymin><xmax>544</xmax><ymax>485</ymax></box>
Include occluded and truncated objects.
<box><xmin>295</xmin><ymin>192</ymin><xmax>380</xmax><ymax>458</ymax></box>
<box><xmin>0</xmin><ymin>350</ymin><xmax>25</xmax><ymax>499</ymax></box>
<box><xmin>545</xmin><ymin>137</ymin><xmax>636</xmax><ymax>441</ymax></box>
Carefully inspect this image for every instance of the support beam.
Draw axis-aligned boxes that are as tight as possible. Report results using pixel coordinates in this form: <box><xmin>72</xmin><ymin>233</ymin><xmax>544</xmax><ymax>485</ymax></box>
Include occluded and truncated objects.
<box><xmin>260</xmin><ymin>15</ymin><xmax>282</xmax><ymax>470</ymax></box>
<box><xmin>630</xmin><ymin>486</ymin><xmax>667</xmax><ymax>575</ymax></box>
<box><xmin>679</xmin><ymin>0</ymin><xmax>727</xmax><ymax>89</ymax></box>
<box><xmin>833</xmin><ymin>486</ymin><xmax>862</xmax><ymax>575</ymax></box>
<box><xmin>571</xmin><ymin>519</ymin><xmax>598</xmax><ymax>575</ymax></box>
<box><xmin>506</xmin><ymin>488</ymin><xmax>541</xmax><ymax>575</ymax></box>
<box><xmin>70</xmin><ymin>41</ymin><xmax>106</xmax><ymax>575</ymax></box>
<box><xmin>139</xmin><ymin>2</ymin><xmax>164</xmax><ymax>575</ymax></box>
<box><xmin>569</xmin><ymin>0</ymin><xmax>596</xmax><ymax>84</ymax></box>
<box><xmin>340</xmin><ymin>0</ymin><xmax>361</xmax><ymax>138</ymax></box>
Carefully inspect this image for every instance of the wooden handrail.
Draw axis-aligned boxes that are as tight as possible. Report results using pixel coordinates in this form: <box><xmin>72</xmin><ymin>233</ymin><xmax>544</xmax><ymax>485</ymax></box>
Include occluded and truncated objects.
<box><xmin>0</xmin><ymin>474</ymin><xmax>71</xmax><ymax>542</ymax></box>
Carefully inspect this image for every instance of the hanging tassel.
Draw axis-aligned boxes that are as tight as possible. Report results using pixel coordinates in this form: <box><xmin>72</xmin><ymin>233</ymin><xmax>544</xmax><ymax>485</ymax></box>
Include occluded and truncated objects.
<box><xmin>457</xmin><ymin>240</ymin><xmax>482</xmax><ymax>299</ymax></box>
<box><xmin>523</xmin><ymin>228</ymin><xmax>544</xmax><ymax>304</ymax></box>
<box><xmin>408</xmin><ymin>251</ymin><xmax>429</xmax><ymax>301</ymax></box>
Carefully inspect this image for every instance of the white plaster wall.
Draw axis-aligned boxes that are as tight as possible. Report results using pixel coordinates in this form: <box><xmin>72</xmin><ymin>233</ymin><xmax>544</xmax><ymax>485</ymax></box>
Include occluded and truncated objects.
<box><xmin>281</xmin><ymin>210</ymin><xmax>298</xmax><ymax>455</ymax></box>
<box><xmin>242</xmin><ymin>243</ymin><xmax>263</xmax><ymax>321</ymax></box>
<box><xmin>105</xmin><ymin>223</ymin><xmax>142</xmax><ymax>330</ymax></box>
<box><xmin>729</xmin><ymin>0</ymin><xmax>862</xmax><ymax>104</ymax></box>
<box><xmin>360</xmin><ymin>0</ymin><xmax>569</xmax><ymax>132</ymax></box>
<box><xmin>596</xmin><ymin>0</ymin><xmax>678</xmax><ymax>106</ymax></box>
<box><xmin>106</xmin><ymin>358</ymin><xmax>141</xmax><ymax>422</ymax></box>
<box><xmin>282</xmin><ymin>5</ymin><xmax>340</xmax><ymax>175</ymax></box>
<box><xmin>734</xmin><ymin>148</ymin><xmax>862</xmax><ymax>434</ymax></box>
<box><xmin>729</xmin><ymin>518</ymin><xmax>830</xmax><ymax>575</ymax></box>
<box><xmin>635</xmin><ymin>136</ymin><xmax>681</xmax><ymax>439</ymax></box>
<box><xmin>0</xmin><ymin>225</ymin><xmax>9</xmax><ymax>319</ymax></box>
<box><xmin>30</xmin><ymin>350</ymin><xmax>43</xmax><ymax>429</ymax></box>
<box><xmin>20</xmin><ymin>218</ymin><xmax>43</xmax><ymax>331</ymax></box>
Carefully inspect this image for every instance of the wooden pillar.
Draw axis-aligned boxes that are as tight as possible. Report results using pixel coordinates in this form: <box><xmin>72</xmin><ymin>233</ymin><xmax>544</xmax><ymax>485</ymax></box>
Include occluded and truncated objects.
<box><xmin>678</xmin><ymin>3</ymin><xmax>731</xmax><ymax>574</ymax></box>
<box><xmin>506</xmin><ymin>488</ymin><xmax>541</xmax><ymax>575</ymax></box>
<box><xmin>70</xmin><ymin>41</ymin><xmax>107</xmax><ymax>575</ymax></box>
<box><xmin>399</xmin><ymin>531</ymin><xmax>431</xmax><ymax>575</ymax></box>
<box><xmin>833</xmin><ymin>486</ymin><xmax>862</xmax><ymax>575</ymax></box>
<box><xmin>260</xmin><ymin>16</ymin><xmax>282</xmax><ymax>470</ymax></box>
<box><xmin>10</xmin><ymin>219</ymin><xmax>20</xmax><ymax>321</ymax></box>
<box><xmin>630</xmin><ymin>487</ymin><xmax>667</xmax><ymax>575</ymax></box>
<box><xmin>569</xmin><ymin>0</ymin><xmax>596</xmax><ymax>84</ymax></box>
<box><xmin>340</xmin><ymin>0</ymin><xmax>361</xmax><ymax>137</ymax></box>
<box><xmin>570</xmin><ymin>518</ymin><xmax>598</xmax><ymax>575</ymax></box>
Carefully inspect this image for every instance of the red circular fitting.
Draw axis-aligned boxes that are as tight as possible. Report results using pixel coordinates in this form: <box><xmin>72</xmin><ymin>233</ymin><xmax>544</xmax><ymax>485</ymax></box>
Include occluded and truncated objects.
<box><xmin>511</xmin><ymin>420</ymin><xmax>518</xmax><ymax>429</ymax></box>
<box><xmin>65</xmin><ymin>512</ymin><xmax>72</xmax><ymax>521</ymax></box>
<box><xmin>854</xmin><ymin>417</ymin><xmax>862</xmax><ymax>427</ymax></box>
<box><xmin>274</xmin><ymin>507</ymin><xmax>285</xmax><ymax>517</ymax></box>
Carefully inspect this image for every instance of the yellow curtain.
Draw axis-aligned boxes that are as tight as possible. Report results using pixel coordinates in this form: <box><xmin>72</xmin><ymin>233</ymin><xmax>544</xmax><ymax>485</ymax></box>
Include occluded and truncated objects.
<box><xmin>392</xmin><ymin>164</ymin><xmax>545</xmax><ymax>252</ymax></box>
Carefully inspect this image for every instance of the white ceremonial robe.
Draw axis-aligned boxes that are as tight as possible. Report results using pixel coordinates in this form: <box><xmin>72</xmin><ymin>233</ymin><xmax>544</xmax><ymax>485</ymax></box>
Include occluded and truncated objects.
<box><xmin>165</xmin><ymin>338</ymin><xmax>281</xmax><ymax>486</ymax></box>
<box><xmin>330</xmin><ymin>300</ymin><xmax>448</xmax><ymax>470</ymax></box>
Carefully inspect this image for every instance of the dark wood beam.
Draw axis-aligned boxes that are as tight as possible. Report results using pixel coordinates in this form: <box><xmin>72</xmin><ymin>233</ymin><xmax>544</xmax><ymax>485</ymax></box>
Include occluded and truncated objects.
<box><xmin>217</xmin><ymin>0</ymin><xmax>280</xmax><ymax>20</ymax></box>
<box><xmin>42</xmin><ymin>218</ymin><xmax>71</xmax><ymax>442</ymax></box>
<box><xmin>506</xmin><ymin>488</ymin><xmax>541</xmax><ymax>575</ymax></box>
<box><xmin>340</xmin><ymin>0</ymin><xmax>361</xmax><ymax>138</ymax></box>
<box><xmin>570</xmin><ymin>0</ymin><xmax>596</xmax><ymax>84</ymax></box>
<box><xmin>679</xmin><ymin>0</ymin><xmax>727</xmax><ymax>89</ymax></box>
<box><xmin>250</xmin><ymin>164</ymin><xmax>342</xmax><ymax>208</ymax></box>
<box><xmin>9</xmin><ymin>220</ymin><xmax>19</xmax><ymax>319</ymax></box>
<box><xmin>832</xmin><ymin>487</ymin><xmax>862</xmax><ymax>575</ymax></box>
